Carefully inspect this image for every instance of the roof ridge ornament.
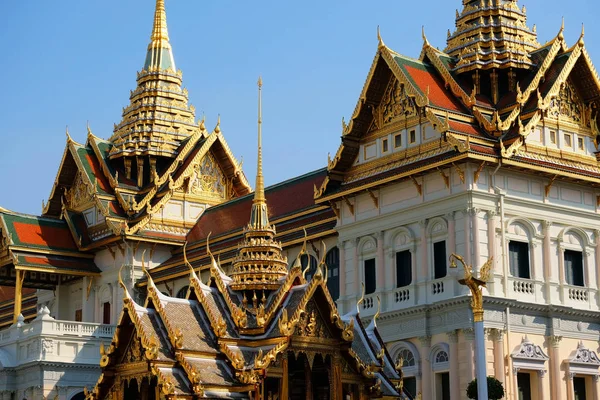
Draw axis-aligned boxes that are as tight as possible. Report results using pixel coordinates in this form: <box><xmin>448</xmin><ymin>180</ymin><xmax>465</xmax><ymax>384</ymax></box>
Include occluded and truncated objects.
<box><xmin>377</xmin><ymin>26</ymin><xmax>385</xmax><ymax>49</ymax></box>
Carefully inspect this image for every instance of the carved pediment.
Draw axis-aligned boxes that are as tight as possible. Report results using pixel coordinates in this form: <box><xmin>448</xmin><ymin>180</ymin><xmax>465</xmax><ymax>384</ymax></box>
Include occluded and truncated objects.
<box><xmin>294</xmin><ymin>300</ymin><xmax>332</xmax><ymax>339</ymax></box>
<box><xmin>120</xmin><ymin>334</ymin><xmax>144</xmax><ymax>364</ymax></box>
<box><xmin>370</xmin><ymin>78</ymin><xmax>418</xmax><ymax>132</ymax></box>
<box><xmin>66</xmin><ymin>171</ymin><xmax>94</xmax><ymax>209</ymax></box>
<box><xmin>512</xmin><ymin>337</ymin><xmax>548</xmax><ymax>371</ymax></box>
<box><xmin>184</xmin><ymin>153</ymin><xmax>229</xmax><ymax>199</ymax></box>
<box><xmin>547</xmin><ymin>81</ymin><xmax>585</xmax><ymax>126</ymax></box>
<box><xmin>570</xmin><ymin>342</ymin><xmax>600</xmax><ymax>366</ymax></box>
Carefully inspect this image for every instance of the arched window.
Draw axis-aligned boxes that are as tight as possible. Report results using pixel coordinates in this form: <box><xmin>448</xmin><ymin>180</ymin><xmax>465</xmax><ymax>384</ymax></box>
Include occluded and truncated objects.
<box><xmin>428</xmin><ymin>218</ymin><xmax>448</xmax><ymax>280</ymax></box>
<box><xmin>176</xmin><ymin>286</ymin><xmax>189</xmax><ymax>299</ymax></box>
<box><xmin>430</xmin><ymin>343</ymin><xmax>451</xmax><ymax>399</ymax></box>
<box><xmin>506</xmin><ymin>220</ymin><xmax>537</xmax><ymax>280</ymax></box>
<box><xmin>435</xmin><ymin>350</ymin><xmax>449</xmax><ymax>364</ymax></box>
<box><xmin>325</xmin><ymin>247</ymin><xmax>340</xmax><ymax>301</ymax></box>
<box><xmin>301</xmin><ymin>254</ymin><xmax>318</xmax><ymax>281</ymax></box>
<box><xmin>390</xmin><ymin>228</ymin><xmax>415</xmax><ymax>289</ymax></box>
<box><xmin>560</xmin><ymin>229</ymin><xmax>589</xmax><ymax>287</ymax></box>
<box><xmin>398</xmin><ymin>348</ymin><xmax>416</xmax><ymax>367</ymax></box>
<box><xmin>390</xmin><ymin>342</ymin><xmax>420</xmax><ymax>398</ymax></box>
<box><xmin>359</xmin><ymin>237</ymin><xmax>377</xmax><ymax>295</ymax></box>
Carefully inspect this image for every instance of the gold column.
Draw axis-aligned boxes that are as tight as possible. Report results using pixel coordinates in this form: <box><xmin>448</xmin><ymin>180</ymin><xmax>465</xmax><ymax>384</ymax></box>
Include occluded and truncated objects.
<box><xmin>281</xmin><ymin>352</ymin><xmax>289</xmax><ymax>400</ymax></box>
<box><xmin>13</xmin><ymin>270</ymin><xmax>25</xmax><ymax>324</ymax></box>
<box><xmin>305</xmin><ymin>357</ymin><xmax>313</xmax><ymax>400</ymax></box>
<box><xmin>331</xmin><ymin>354</ymin><xmax>342</xmax><ymax>400</ymax></box>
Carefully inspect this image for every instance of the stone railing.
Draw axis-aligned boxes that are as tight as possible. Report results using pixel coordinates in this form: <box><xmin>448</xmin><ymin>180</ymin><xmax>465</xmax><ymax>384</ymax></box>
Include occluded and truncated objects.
<box><xmin>0</xmin><ymin>307</ymin><xmax>115</xmax><ymax>366</ymax></box>
<box><xmin>562</xmin><ymin>284</ymin><xmax>594</xmax><ymax>309</ymax></box>
<box><xmin>0</xmin><ymin>306</ymin><xmax>115</xmax><ymax>400</ymax></box>
<box><xmin>507</xmin><ymin>277</ymin><xmax>544</xmax><ymax>304</ymax></box>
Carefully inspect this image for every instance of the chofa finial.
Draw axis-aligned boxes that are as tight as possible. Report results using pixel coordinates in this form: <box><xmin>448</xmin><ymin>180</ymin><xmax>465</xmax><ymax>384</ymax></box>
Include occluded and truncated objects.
<box><xmin>377</xmin><ymin>25</ymin><xmax>385</xmax><ymax>49</ymax></box>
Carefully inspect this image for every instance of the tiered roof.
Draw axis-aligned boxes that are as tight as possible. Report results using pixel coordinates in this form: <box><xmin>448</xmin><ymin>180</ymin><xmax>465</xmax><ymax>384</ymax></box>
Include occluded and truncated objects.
<box><xmin>89</xmin><ymin>80</ymin><xmax>406</xmax><ymax>399</ymax></box>
<box><xmin>446</xmin><ymin>0</ymin><xmax>539</xmax><ymax>73</ymax></box>
<box><xmin>316</xmin><ymin>2</ymin><xmax>600</xmax><ymax>203</ymax></box>
<box><xmin>109</xmin><ymin>0</ymin><xmax>197</xmax><ymax>160</ymax></box>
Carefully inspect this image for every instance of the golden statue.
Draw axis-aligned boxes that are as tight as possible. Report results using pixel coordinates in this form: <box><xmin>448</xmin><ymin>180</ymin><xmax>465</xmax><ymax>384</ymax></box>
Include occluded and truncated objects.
<box><xmin>449</xmin><ymin>254</ymin><xmax>493</xmax><ymax>322</ymax></box>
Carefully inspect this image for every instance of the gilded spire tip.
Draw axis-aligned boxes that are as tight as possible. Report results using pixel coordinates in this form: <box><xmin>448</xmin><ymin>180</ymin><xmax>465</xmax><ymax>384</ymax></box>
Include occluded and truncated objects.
<box><xmin>377</xmin><ymin>25</ymin><xmax>385</xmax><ymax>49</ymax></box>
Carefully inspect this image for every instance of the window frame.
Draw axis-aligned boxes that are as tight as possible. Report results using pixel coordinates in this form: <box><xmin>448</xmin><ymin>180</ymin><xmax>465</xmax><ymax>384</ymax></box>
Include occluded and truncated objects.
<box><xmin>508</xmin><ymin>240</ymin><xmax>531</xmax><ymax>279</ymax></box>
<box><xmin>325</xmin><ymin>247</ymin><xmax>340</xmax><ymax>301</ymax></box>
<box><xmin>564</xmin><ymin>133</ymin><xmax>573</xmax><ymax>147</ymax></box>
<box><xmin>393</xmin><ymin>132</ymin><xmax>403</xmax><ymax>149</ymax></box>
<box><xmin>578</xmin><ymin>137</ymin><xmax>584</xmax><ymax>151</ymax></box>
<box><xmin>382</xmin><ymin>138</ymin><xmax>389</xmax><ymax>153</ymax></box>
<box><xmin>558</xmin><ymin>228</ymin><xmax>591</xmax><ymax>289</ymax></box>
<box><xmin>409</xmin><ymin>129</ymin><xmax>416</xmax><ymax>144</ymax></box>
<box><xmin>549</xmin><ymin>130</ymin><xmax>557</xmax><ymax>144</ymax></box>
<box><xmin>363</xmin><ymin>258</ymin><xmax>377</xmax><ymax>295</ymax></box>
<box><xmin>395</xmin><ymin>250</ymin><xmax>412</xmax><ymax>288</ymax></box>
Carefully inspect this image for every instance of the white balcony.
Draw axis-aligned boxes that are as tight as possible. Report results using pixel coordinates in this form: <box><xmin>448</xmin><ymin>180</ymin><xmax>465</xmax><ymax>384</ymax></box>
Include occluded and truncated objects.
<box><xmin>508</xmin><ymin>277</ymin><xmax>544</xmax><ymax>303</ymax></box>
<box><xmin>561</xmin><ymin>284</ymin><xmax>597</xmax><ymax>309</ymax></box>
<box><xmin>0</xmin><ymin>306</ymin><xmax>115</xmax><ymax>398</ymax></box>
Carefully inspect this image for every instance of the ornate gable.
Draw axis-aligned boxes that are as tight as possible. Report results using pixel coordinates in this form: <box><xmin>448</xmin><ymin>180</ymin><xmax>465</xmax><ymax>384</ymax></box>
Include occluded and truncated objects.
<box><xmin>546</xmin><ymin>80</ymin><xmax>586</xmax><ymax>126</ymax></box>
<box><xmin>183</xmin><ymin>152</ymin><xmax>229</xmax><ymax>200</ymax></box>
<box><xmin>293</xmin><ymin>299</ymin><xmax>333</xmax><ymax>339</ymax></box>
<box><xmin>369</xmin><ymin>77</ymin><xmax>420</xmax><ymax>133</ymax></box>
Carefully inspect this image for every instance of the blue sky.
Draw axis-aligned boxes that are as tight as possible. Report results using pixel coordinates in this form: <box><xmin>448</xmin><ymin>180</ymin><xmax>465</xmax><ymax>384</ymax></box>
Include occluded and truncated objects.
<box><xmin>1</xmin><ymin>0</ymin><xmax>598</xmax><ymax>215</ymax></box>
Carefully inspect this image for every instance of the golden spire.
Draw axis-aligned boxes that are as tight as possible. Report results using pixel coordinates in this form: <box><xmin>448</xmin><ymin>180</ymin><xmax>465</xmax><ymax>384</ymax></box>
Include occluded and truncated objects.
<box><xmin>151</xmin><ymin>0</ymin><xmax>170</xmax><ymax>46</ymax></box>
<box><xmin>255</xmin><ymin>77</ymin><xmax>265</xmax><ymax>203</ymax></box>
<box><xmin>144</xmin><ymin>0</ymin><xmax>176</xmax><ymax>71</ymax></box>
<box><xmin>229</xmin><ymin>77</ymin><xmax>288</xmax><ymax>292</ymax></box>
<box><xmin>248</xmin><ymin>77</ymin><xmax>269</xmax><ymax>230</ymax></box>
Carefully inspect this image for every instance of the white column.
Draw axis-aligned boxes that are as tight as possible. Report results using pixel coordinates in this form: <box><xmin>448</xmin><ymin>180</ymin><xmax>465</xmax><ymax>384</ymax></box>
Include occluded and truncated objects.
<box><xmin>490</xmin><ymin>329</ymin><xmax>505</xmax><ymax>385</ymax></box>
<box><xmin>593</xmin><ymin>374</ymin><xmax>599</xmax><ymax>400</ymax></box>
<box><xmin>353</xmin><ymin>238</ymin><xmax>360</xmax><ymax>295</ymax></box>
<box><xmin>419</xmin><ymin>336</ymin><xmax>432</xmax><ymax>400</ymax></box>
<box><xmin>448</xmin><ymin>330</ymin><xmax>460</xmax><ymax>400</ymax></box>
<box><xmin>543</xmin><ymin>221</ymin><xmax>553</xmax><ymax>301</ymax></box>
<box><xmin>112</xmin><ymin>281</ymin><xmax>119</xmax><ymax>324</ymax></box>
<box><xmin>463</xmin><ymin>328</ymin><xmax>476</xmax><ymax>383</ymax></box>
<box><xmin>472</xmin><ymin>208</ymin><xmax>481</xmax><ymax>269</ymax></box>
<box><xmin>447</xmin><ymin>212</ymin><xmax>456</xmax><ymax>255</ymax></box>
<box><xmin>595</xmin><ymin>231</ymin><xmax>600</xmax><ymax>294</ymax></box>
<box><xmin>339</xmin><ymin>240</ymin><xmax>346</xmax><ymax>301</ymax></box>
<box><xmin>419</xmin><ymin>220</ymin><xmax>428</xmax><ymax>282</ymax></box>
<box><xmin>376</xmin><ymin>231</ymin><xmax>385</xmax><ymax>289</ymax></box>
<box><xmin>566</xmin><ymin>372</ymin><xmax>575</xmax><ymax>400</ymax></box>
<box><xmin>538</xmin><ymin>370</ymin><xmax>549</xmax><ymax>400</ymax></box>
<box><xmin>474</xmin><ymin>321</ymin><xmax>488</xmax><ymax>400</ymax></box>
<box><xmin>464</xmin><ymin>208</ymin><xmax>472</xmax><ymax>266</ymax></box>
<box><xmin>549</xmin><ymin>336</ymin><xmax>563</xmax><ymax>400</ymax></box>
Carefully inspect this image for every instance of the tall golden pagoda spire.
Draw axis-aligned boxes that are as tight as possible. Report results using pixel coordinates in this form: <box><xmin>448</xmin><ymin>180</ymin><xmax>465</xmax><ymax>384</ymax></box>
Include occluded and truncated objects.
<box><xmin>230</xmin><ymin>78</ymin><xmax>288</xmax><ymax>292</ymax></box>
<box><xmin>249</xmin><ymin>77</ymin><xmax>269</xmax><ymax>230</ymax></box>
<box><xmin>446</xmin><ymin>0</ymin><xmax>539</xmax><ymax>74</ymax></box>
<box><xmin>109</xmin><ymin>0</ymin><xmax>197</xmax><ymax>182</ymax></box>
<box><xmin>145</xmin><ymin>0</ymin><xmax>176</xmax><ymax>71</ymax></box>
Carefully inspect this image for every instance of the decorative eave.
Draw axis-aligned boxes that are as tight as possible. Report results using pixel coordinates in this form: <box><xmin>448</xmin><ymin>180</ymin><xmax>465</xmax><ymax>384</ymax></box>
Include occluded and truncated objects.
<box><xmin>516</xmin><ymin>33</ymin><xmax>566</xmax><ymax>107</ymax></box>
<box><xmin>421</xmin><ymin>43</ymin><xmax>476</xmax><ymax>108</ymax></box>
<box><xmin>207</xmin><ymin>250</ymin><xmax>248</xmax><ymax>329</ymax></box>
<box><xmin>538</xmin><ymin>39</ymin><xmax>586</xmax><ymax>113</ymax></box>
<box><xmin>316</xmin><ymin>40</ymin><xmax>431</xmax><ymax>200</ymax></box>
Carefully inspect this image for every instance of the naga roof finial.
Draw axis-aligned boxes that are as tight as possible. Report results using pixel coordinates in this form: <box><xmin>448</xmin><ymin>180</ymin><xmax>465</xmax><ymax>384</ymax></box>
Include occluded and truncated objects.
<box><xmin>377</xmin><ymin>26</ymin><xmax>385</xmax><ymax>49</ymax></box>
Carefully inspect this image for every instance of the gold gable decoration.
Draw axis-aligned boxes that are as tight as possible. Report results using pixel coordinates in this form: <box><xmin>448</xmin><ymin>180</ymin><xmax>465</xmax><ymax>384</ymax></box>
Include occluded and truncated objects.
<box><xmin>370</xmin><ymin>78</ymin><xmax>418</xmax><ymax>132</ymax></box>
<box><xmin>186</xmin><ymin>153</ymin><xmax>228</xmax><ymax>199</ymax></box>
<box><xmin>65</xmin><ymin>171</ymin><xmax>95</xmax><ymax>210</ymax></box>
<box><xmin>547</xmin><ymin>81</ymin><xmax>584</xmax><ymax>125</ymax></box>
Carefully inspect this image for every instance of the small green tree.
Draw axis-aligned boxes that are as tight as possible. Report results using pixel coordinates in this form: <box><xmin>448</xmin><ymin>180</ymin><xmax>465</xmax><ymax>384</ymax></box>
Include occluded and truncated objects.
<box><xmin>466</xmin><ymin>376</ymin><xmax>505</xmax><ymax>400</ymax></box>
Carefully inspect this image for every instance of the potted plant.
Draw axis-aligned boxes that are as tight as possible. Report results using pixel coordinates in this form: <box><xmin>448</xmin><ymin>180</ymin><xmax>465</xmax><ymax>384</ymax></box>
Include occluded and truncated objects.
<box><xmin>466</xmin><ymin>376</ymin><xmax>505</xmax><ymax>399</ymax></box>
